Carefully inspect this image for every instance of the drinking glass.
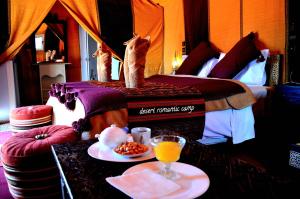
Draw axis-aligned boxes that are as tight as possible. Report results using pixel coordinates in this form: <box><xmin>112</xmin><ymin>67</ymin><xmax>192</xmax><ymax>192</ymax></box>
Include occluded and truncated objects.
<box><xmin>151</xmin><ymin>135</ymin><xmax>186</xmax><ymax>179</ymax></box>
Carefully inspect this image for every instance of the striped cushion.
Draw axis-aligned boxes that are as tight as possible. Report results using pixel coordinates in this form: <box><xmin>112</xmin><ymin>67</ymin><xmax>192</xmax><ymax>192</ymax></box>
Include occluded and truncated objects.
<box><xmin>10</xmin><ymin>105</ymin><xmax>53</xmax><ymax>132</ymax></box>
<box><xmin>0</xmin><ymin>125</ymin><xmax>78</xmax><ymax>198</ymax></box>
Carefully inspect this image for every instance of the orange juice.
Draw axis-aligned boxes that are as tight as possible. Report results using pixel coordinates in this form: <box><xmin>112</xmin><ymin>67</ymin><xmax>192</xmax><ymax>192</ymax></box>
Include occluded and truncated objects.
<box><xmin>154</xmin><ymin>141</ymin><xmax>182</xmax><ymax>163</ymax></box>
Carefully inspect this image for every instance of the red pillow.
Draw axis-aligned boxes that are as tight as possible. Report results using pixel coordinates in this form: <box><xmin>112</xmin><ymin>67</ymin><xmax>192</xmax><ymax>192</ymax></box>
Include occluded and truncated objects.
<box><xmin>208</xmin><ymin>32</ymin><xmax>262</xmax><ymax>79</ymax></box>
<box><xmin>176</xmin><ymin>41</ymin><xmax>219</xmax><ymax>75</ymax></box>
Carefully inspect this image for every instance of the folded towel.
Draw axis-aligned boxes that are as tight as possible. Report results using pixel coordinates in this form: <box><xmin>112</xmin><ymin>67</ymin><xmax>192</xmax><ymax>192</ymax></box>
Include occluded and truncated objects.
<box><xmin>106</xmin><ymin>169</ymin><xmax>180</xmax><ymax>199</ymax></box>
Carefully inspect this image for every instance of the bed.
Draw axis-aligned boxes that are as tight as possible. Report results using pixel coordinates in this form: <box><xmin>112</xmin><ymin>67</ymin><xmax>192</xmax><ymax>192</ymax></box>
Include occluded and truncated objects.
<box><xmin>47</xmin><ymin>33</ymin><xmax>280</xmax><ymax>144</ymax></box>
<box><xmin>47</xmin><ymin>74</ymin><xmax>256</xmax><ymax>144</ymax></box>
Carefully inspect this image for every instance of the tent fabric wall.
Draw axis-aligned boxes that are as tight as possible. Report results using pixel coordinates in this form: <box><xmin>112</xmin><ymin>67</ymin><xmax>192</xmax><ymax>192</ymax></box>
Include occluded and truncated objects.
<box><xmin>209</xmin><ymin>0</ymin><xmax>286</xmax><ymax>81</ymax></box>
<box><xmin>243</xmin><ymin>0</ymin><xmax>286</xmax><ymax>81</ymax></box>
<box><xmin>0</xmin><ymin>0</ymin><xmax>57</xmax><ymax>64</ymax></box>
<box><xmin>153</xmin><ymin>0</ymin><xmax>185</xmax><ymax>75</ymax></box>
<box><xmin>132</xmin><ymin>0</ymin><xmax>164</xmax><ymax>77</ymax></box>
<box><xmin>209</xmin><ymin>0</ymin><xmax>241</xmax><ymax>52</ymax></box>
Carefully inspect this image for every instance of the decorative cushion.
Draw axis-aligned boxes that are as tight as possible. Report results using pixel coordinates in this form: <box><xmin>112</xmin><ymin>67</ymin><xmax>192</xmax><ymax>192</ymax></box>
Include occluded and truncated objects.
<box><xmin>9</xmin><ymin>105</ymin><xmax>53</xmax><ymax>131</ymax></box>
<box><xmin>208</xmin><ymin>32</ymin><xmax>262</xmax><ymax>79</ymax></box>
<box><xmin>176</xmin><ymin>41</ymin><xmax>219</xmax><ymax>75</ymax></box>
<box><xmin>233</xmin><ymin>49</ymin><xmax>270</xmax><ymax>86</ymax></box>
<box><xmin>197</xmin><ymin>52</ymin><xmax>226</xmax><ymax>77</ymax></box>
<box><xmin>0</xmin><ymin>125</ymin><xmax>78</xmax><ymax>198</ymax></box>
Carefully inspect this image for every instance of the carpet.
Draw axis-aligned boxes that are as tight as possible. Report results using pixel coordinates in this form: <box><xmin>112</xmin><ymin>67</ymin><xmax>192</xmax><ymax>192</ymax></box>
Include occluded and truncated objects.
<box><xmin>0</xmin><ymin>131</ymin><xmax>13</xmax><ymax>199</ymax></box>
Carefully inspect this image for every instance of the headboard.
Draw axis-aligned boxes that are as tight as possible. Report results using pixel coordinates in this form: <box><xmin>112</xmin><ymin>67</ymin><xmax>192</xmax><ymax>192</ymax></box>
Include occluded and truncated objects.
<box><xmin>265</xmin><ymin>54</ymin><xmax>281</xmax><ymax>86</ymax></box>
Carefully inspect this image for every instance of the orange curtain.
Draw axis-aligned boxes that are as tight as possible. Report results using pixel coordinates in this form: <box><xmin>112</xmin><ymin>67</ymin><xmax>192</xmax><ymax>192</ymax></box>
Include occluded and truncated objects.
<box><xmin>58</xmin><ymin>0</ymin><xmax>121</xmax><ymax>60</ymax></box>
<box><xmin>0</xmin><ymin>0</ymin><xmax>57</xmax><ymax>64</ymax></box>
<box><xmin>153</xmin><ymin>0</ymin><xmax>185</xmax><ymax>75</ymax></box>
<box><xmin>132</xmin><ymin>0</ymin><xmax>164</xmax><ymax>77</ymax></box>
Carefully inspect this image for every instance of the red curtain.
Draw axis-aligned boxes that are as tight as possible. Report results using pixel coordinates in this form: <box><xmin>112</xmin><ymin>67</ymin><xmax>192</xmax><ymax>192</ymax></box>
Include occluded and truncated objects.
<box><xmin>183</xmin><ymin>0</ymin><xmax>208</xmax><ymax>54</ymax></box>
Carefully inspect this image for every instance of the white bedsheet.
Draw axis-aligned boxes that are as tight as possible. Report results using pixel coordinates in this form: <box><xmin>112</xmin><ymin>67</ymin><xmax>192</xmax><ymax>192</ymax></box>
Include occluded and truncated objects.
<box><xmin>201</xmin><ymin>105</ymin><xmax>255</xmax><ymax>144</ymax></box>
<box><xmin>199</xmin><ymin>85</ymin><xmax>270</xmax><ymax>144</ymax></box>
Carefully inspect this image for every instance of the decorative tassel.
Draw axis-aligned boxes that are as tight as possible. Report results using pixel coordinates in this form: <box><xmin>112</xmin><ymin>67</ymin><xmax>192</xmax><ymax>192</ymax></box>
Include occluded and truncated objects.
<box><xmin>61</xmin><ymin>85</ymin><xmax>66</xmax><ymax>94</ymax></box>
<box><xmin>72</xmin><ymin>118</ymin><xmax>91</xmax><ymax>133</ymax></box>
<box><xmin>49</xmin><ymin>90</ymin><xmax>54</xmax><ymax>97</ymax></box>
<box><xmin>58</xmin><ymin>95</ymin><xmax>66</xmax><ymax>103</ymax></box>
<box><xmin>65</xmin><ymin>99</ymin><xmax>76</xmax><ymax>110</ymax></box>
<box><xmin>65</xmin><ymin>92</ymin><xmax>74</xmax><ymax>102</ymax></box>
<box><xmin>55</xmin><ymin>91</ymin><xmax>61</xmax><ymax>98</ymax></box>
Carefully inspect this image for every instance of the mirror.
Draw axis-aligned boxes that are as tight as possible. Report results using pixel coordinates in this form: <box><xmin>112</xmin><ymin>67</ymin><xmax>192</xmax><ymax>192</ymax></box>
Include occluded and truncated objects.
<box><xmin>35</xmin><ymin>19</ymin><xmax>67</xmax><ymax>63</ymax></box>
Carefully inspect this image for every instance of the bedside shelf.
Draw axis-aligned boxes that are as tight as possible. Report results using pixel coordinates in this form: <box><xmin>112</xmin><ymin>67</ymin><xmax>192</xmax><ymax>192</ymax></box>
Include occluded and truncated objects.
<box><xmin>39</xmin><ymin>62</ymin><xmax>68</xmax><ymax>104</ymax></box>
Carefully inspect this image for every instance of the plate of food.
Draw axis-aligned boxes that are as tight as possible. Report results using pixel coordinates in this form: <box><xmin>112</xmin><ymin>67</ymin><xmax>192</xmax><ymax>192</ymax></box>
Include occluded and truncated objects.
<box><xmin>113</xmin><ymin>142</ymin><xmax>150</xmax><ymax>158</ymax></box>
<box><xmin>87</xmin><ymin>141</ymin><xmax>155</xmax><ymax>162</ymax></box>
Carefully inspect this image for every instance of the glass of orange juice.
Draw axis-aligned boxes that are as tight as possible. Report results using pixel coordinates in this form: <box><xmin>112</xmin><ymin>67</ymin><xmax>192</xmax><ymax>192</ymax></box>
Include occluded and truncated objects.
<box><xmin>151</xmin><ymin>135</ymin><xmax>186</xmax><ymax>179</ymax></box>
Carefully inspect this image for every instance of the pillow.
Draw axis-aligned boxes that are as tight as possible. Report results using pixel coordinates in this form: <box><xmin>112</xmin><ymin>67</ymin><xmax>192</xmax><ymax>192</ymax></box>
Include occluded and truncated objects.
<box><xmin>208</xmin><ymin>32</ymin><xmax>262</xmax><ymax>79</ymax></box>
<box><xmin>176</xmin><ymin>41</ymin><xmax>219</xmax><ymax>75</ymax></box>
<box><xmin>233</xmin><ymin>49</ymin><xmax>269</xmax><ymax>86</ymax></box>
<box><xmin>197</xmin><ymin>53</ymin><xmax>225</xmax><ymax>77</ymax></box>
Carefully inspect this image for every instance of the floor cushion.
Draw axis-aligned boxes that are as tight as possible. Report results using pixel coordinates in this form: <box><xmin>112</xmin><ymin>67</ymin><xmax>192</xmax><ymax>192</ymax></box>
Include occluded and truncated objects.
<box><xmin>0</xmin><ymin>125</ymin><xmax>78</xmax><ymax>199</ymax></box>
<box><xmin>9</xmin><ymin>105</ymin><xmax>53</xmax><ymax>132</ymax></box>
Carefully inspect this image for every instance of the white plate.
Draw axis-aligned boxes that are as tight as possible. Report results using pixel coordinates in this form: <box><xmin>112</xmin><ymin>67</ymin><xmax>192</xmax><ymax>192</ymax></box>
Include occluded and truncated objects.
<box><xmin>87</xmin><ymin>142</ymin><xmax>155</xmax><ymax>162</ymax></box>
<box><xmin>123</xmin><ymin>161</ymin><xmax>210</xmax><ymax>199</ymax></box>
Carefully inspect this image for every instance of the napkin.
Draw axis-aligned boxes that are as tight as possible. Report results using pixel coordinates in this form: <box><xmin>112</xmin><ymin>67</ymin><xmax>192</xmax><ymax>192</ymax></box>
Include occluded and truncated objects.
<box><xmin>106</xmin><ymin>169</ymin><xmax>180</xmax><ymax>199</ymax></box>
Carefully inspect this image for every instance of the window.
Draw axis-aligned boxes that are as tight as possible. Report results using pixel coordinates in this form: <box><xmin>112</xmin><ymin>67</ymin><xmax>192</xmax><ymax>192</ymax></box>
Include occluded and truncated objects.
<box><xmin>35</xmin><ymin>35</ymin><xmax>44</xmax><ymax>51</ymax></box>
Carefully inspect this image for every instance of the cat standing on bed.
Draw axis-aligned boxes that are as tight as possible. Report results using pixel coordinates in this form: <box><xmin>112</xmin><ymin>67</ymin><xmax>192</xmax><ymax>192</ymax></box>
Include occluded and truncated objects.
<box><xmin>123</xmin><ymin>34</ymin><xmax>151</xmax><ymax>88</ymax></box>
<box><xmin>93</xmin><ymin>42</ymin><xmax>112</xmax><ymax>82</ymax></box>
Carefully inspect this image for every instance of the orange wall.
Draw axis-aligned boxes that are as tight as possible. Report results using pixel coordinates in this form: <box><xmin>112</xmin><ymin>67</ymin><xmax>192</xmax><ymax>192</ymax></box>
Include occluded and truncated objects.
<box><xmin>209</xmin><ymin>0</ymin><xmax>241</xmax><ymax>52</ymax></box>
<box><xmin>133</xmin><ymin>0</ymin><xmax>164</xmax><ymax>77</ymax></box>
<box><xmin>209</xmin><ymin>0</ymin><xmax>286</xmax><ymax>81</ymax></box>
<box><xmin>153</xmin><ymin>0</ymin><xmax>185</xmax><ymax>74</ymax></box>
<box><xmin>243</xmin><ymin>0</ymin><xmax>286</xmax><ymax>81</ymax></box>
<box><xmin>50</xmin><ymin>2</ymin><xmax>81</xmax><ymax>82</ymax></box>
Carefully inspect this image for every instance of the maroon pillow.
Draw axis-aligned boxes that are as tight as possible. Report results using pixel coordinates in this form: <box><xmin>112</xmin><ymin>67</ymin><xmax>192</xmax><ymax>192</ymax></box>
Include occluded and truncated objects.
<box><xmin>176</xmin><ymin>41</ymin><xmax>219</xmax><ymax>75</ymax></box>
<box><xmin>208</xmin><ymin>32</ymin><xmax>262</xmax><ymax>79</ymax></box>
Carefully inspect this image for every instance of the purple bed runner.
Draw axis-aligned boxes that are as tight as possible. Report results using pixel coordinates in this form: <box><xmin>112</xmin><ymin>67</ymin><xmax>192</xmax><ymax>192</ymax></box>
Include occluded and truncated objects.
<box><xmin>49</xmin><ymin>82</ymin><xmax>127</xmax><ymax>132</ymax></box>
<box><xmin>49</xmin><ymin>82</ymin><xmax>127</xmax><ymax>114</ymax></box>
